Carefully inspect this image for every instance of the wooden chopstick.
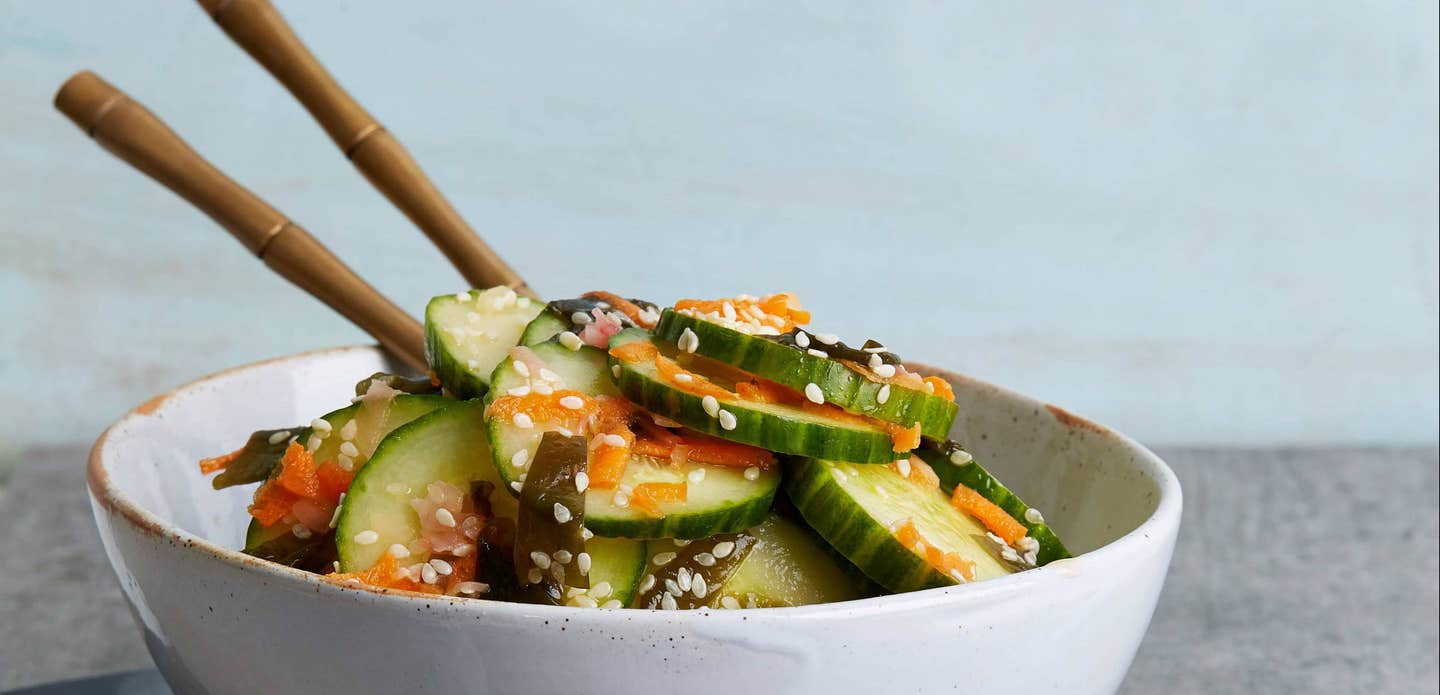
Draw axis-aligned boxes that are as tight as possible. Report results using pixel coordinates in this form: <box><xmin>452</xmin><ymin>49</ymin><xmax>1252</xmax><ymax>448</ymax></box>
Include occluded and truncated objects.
<box><xmin>54</xmin><ymin>70</ymin><xmax>428</xmax><ymax>372</ymax></box>
<box><xmin>195</xmin><ymin>0</ymin><xmax>535</xmax><ymax>299</ymax></box>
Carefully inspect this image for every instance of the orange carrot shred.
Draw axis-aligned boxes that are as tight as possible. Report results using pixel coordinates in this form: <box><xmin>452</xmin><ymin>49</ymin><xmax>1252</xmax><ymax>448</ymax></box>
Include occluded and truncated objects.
<box><xmin>923</xmin><ymin>376</ymin><xmax>955</xmax><ymax>401</ymax></box>
<box><xmin>609</xmin><ymin>341</ymin><xmax>658</xmax><ymax>364</ymax></box>
<box><xmin>891</xmin><ymin>520</ymin><xmax>975</xmax><ymax>581</ymax></box>
<box><xmin>247</xmin><ymin>481</ymin><xmax>300</xmax><ymax>527</ymax></box>
<box><xmin>199</xmin><ymin>449</ymin><xmax>242</xmax><ymax>475</ymax></box>
<box><xmin>583</xmin><ymin>291</ymin><xmax>656</xmax><ymax>329</ymax></box>
<box><xmin>655</xmin><ymin>355</ymin><xmax>734</xmax><ymax>400</ymax></box>
<box><xmin>951</xmin><ymin>484</ymin><xmax>1028</xmax><ymax>546</ymax></box>
<box><xmin>630</xmin><ymin>482</ymin><xmax>687</xmax><ymax>518</ymax></box>
<box><xmin>587</xmin><ymin>428</ymin><xmax>634</xmax><ymax>489</ymax></box>
<box><xmin>315</xmin><ymin>460</ymin><xmax>355</xmax><ymax>505</ymax></box>
<box><xmin>275</xmin><ymin>442</ymin><xmax>322</xmax><ymax>501</ymax></box>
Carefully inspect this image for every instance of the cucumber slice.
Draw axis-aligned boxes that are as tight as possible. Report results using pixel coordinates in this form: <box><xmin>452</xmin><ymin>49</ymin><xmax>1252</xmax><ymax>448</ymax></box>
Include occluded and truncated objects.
<box><xmin>522</xmin><ymin>296</ymin><xmax>663</xmax><ymax>346</ymax></box>
<box><xmin>654</xmin><ymin>310</ymin><xmax>957</xmax><ymax>438</ymax></box>
<box><xmin>568</xmin><ymin>537</ymin><xmax>648</xmax><ymax>608</ymax></box>
<box><xmin>708</xmin><ymin>514</ymin><xmax>864</xmax><ymax>608</ymax></box>
<box><xmin>785</xmin><ymin>458</ymin><xmax>1015</xmax><ymax>593</ymax></box>
<box><xmin>916</xmin><ymin>441</ymin><xmax>1071</xmax><ymax>566</ymax></box>
<box><xmin>486</xmin><ymin>337</ymin><xmax>779</xmax><ymax>539</ymax></box>
<box><xmin>519</xmin><ymin>311</ymin><xmax>570</xmax><ymax>346</ymax></box>
<box><xmin>242</xmin><ymin>394</ymin><xmax>452</xmax><ymax>554</ymax></box>
<box><xmin>608</xmin><ymin>329</ymin><xmax>896</xmax><ymax>464</ymax></box>
<box><xmin>425</xmin><ymin>287</ymin><xmax>544</xmax><ymax>399</ymax></box>
<box><xmin>336</xmin><ymin>401</ymin><xmax>517</xmax><ymax>571</ymax></box>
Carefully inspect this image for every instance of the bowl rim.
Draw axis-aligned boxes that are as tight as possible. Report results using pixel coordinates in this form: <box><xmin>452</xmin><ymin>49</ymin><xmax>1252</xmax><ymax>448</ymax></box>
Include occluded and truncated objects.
<box><xmin>88</xmin><ymin>345</ymin><xmax>1182</xmax><ymax>620</ymax></box>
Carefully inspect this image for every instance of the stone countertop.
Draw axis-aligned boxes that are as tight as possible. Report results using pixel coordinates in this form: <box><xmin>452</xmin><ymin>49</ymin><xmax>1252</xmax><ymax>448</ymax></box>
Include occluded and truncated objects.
<box><xmin>1</xmin><ymin>446</ymin><xmax>1436</xmax><ymax>693</ymax></box>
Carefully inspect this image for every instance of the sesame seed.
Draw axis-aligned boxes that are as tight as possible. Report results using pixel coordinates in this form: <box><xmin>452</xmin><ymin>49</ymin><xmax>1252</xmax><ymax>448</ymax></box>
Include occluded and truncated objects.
<box><xmin>794</xmin><ymin>331</ymin><xmax>811</xmax><ymax>348</ymax></box>
<box><xmin>456</xmin><ymin>581</ymin><xmax>488</xmax><ymax>595</ymax></box>
<box><xmin>513</xmin><ymin>413</ymin><xmax>534</xmax><ymax>429</ymax></box>
<box><xmin>660</xmin><ymin>593</ymin><xmax>678</xmax><ymax>611</ymax></box>
<box><xmin>572</xmin><ymin>595</ymin><xmax>599</xmax><ymax>608</ymax></box>
<box><xmin>558</xmin><ymin>331</ymin><xmax>584</xmax><ymax>351</ymax></box>
<box><xmin>454</xmin><ymin>291</ymin><xmax>471</xmax><ymax>302</ymax></box>
<box><xmin>639</xmin><ymin>574</ymin><xmax>656</xmax><ymax>592</ymax></box>
<box><xmin>559</xmin><ymin>395</ymin><xmax>586</xmax><ymax>410</ymax></box>
<box><xmin>531</xmin><ymin>382</ymin><xmax>554</xmax><ymax>396</ymax></box>
<box><xmin>388</xmin><ymin>543</ymin><xmax>410</xmax><ymax>559</ymax></box>
<box><xmin>527</xmin><ymin>568</ymin><xmax>544</xmax><ymax>584</ymax></box>
<box><xmin>509</xmin><ymin>481</ymin><xmax>523</xmax><ymax>493</ymax></box>
<box><xmin>581</xmin><ymin>527</ymin><xmax>594</xmax><ymax>540</ymax></box>
<box><xmin>571</xmin><ymin>311</ymin><xmax>593</xmax><ymax>325</ymax></box>
<box><xmin>510</xmin><ymin>449</ymin><xmax>529</xmax><ymax>468</ymax></box>
<box><xmin>575</xmin><ymin>471</ymin><xmax>590</xmax><ymax>493</ymax></box>
<box><xmin>430</xmin><ymin>558</ymin><xmax>453</xmax><ymax>576</ymax></box>
<box><xmin>339</xmin><ymin>441</ymin><xmax>360</xmax><ymax>458</ymax></box>
<box><xmin>949</xmin><ymin>569</ymin><xmax>968</xmax><ymax>583</ymax></box>
<box><xmin>688</xmin><ymin>468</ymin><xmax>706</xmax><ymax>483</ymax></box>
<box><xmin>613</xmin><ymin>491</ymin><xmax>630</xmax><ymax>507</ymax></box>
<box><xmin>874</xmin><ymin>364</ymin><xmax>897</xmax><ymax>378</ymax></box>
<box><xmin>673</xmin><ymin>539</ymin><xmax>692</xmax><ymax>547</ymax></box>
<box><xmin>652</xmin><ymin>551</ymin><xmax>677</xmax><ymax>566</ymax></box>
<box><xmin>665</xmin><ymin>578</ymin><xmax>683</xmax><ymax>596</ymax></box>
<box><xmin>712</xmin><ymin>541</ymin><xmax>735</xmax><ymax>559</ymax></box>
<box><xmin>310</xmin><ymin>418</ymin><xmax>333</xmax><ymax>434</ymax></box>
<box><xmin>1018</xmin><ymin>537</ymin><xmax>1040</xmax><ymax>552</ymax></box>
<box><xmin>305</xmin><ymin>435</ymin><xmax>322</xmax><ymax>453</ymax></box>
<box><xmin>718</xmin><ymin>410</ymin><xmax>737</xmax><ymax>430</ymax></box>
<box><xmin>653</xmin><ymin>414</ymin><xmax>682</xmax><ymax>428</ymax></box>
<box><xmin>806</xmin><ymin>348</ymin><xmax>829</xmax><ymax>358</ymax></box>
<box><xmin>1025</xmin><ymin>508</ymin><xmax>1045</xmax><ymax>524</ymax></box>
<box><xmin>868</xmin><ymin>353</ymin><xmax>884</xmax><ymax>369</ymax></box>
<box><xmin>603</xmin><ymin>433</ymin><xmax>628</xmax><ymax>447</ymax></box>
<box><xmin>530</xmin><ymin>551</ymin><xmax>552</xmax><ymax>569</ymax></box>
<box><xmin>877</xmin><ymin>384</ymin><xmax>891</xmax><ymax>405</ymax></box>
<box><xmin>949</xmin><ymin>449</ymin><xmax>974</xmax><ymax>466</ymax></box>
<box><xmin>328</xmin><ymin>497</ymin><xmax>345</xmax><ymax>528</ymax></box>
<box><xmin>352</xmin><ymin>530</ymin><xmax>379</xmax><ymax>545</ymax></box>
<box><xmin>804</xmin><ymin>383</ymin><xmax>824</xmax><ymax>404</ymax></box>
<box><xmin>291</xmin><ymin>524</ymin><xmax>312</xmax><ymax>539</ymax></box>
<box><xmin>897</xmin><ymin>458</ymin><xmax>912</xmax><ymax>477</ymax></box>
<box><xmin>339</xmin><ymin>420</ymin><xmax>358</xmax><ymax>440</ymax></box>
<box><xmin>694</xmin><ymin>552</ymin><xmax>716</xmax><ymax>567</ymax></box>
<box><xmin>743</xmin><ymin>466</ymin><xmax>760</xmax><ymax>481</ymax></box>
<box><xmin>453</xmin><ymin>544</ymin><xmax>475</xmax><ymax>557</ymax></box>
<box><xmin>507</xmin><ymin>385</ymin><xmax>532</xmax><ymax>397</ymax></box>
<box><xmin>692</xmin><ymin>575</ymin><xmax>708</xmax><ymax>599</ymax></box>
<box><xmin>674</xmin><ymin>372</ymin><xmax>693</xmax><ymax>383</ymax></box>
<box><xmin>611</xmin><ymin>365</ymin><xmax>622</xmax><ymax>378</ymax></box>
<box><xmin>421</xmin><ymin>563</ymin><xmax>439</xmax><ymax>584</ymax></box>
<box><xmin>720</xmin><ymin>596</ymin><xmax>741</xmax><ymax>610</ymax></box>
<box><xmin>811</xmin><ymin>333</ymin><xmax>836</xmax><ymax>345</ymax></box>
<box><xmin>467</xmin><ymin>359</ymin><xmax>481</xmax><ymax>370</ymax></box>
<box><xmin>601</xmin><ymin>599</ymin><xmax>623</xmax><ymax>609</ymax></box>
<box><xmin>577</xmin><ymin>552</ymin><xmax>592</xmax><ymax>575</ymax></box>
<box><xmin>553</xmin><ymin>503</ymin><xmax>573</xmax><ymax>524</ymax></box>
<box><xmin>722</xmin><ymin>302</ymin><xmax>737</xmax><ymax>321</ymax></box>
<box><xmin>553</xmin><ymin>549</ymin><xmax>573</xmax><ymax>564</ymax></box>
<box><xmin>512</xmin><ymin>360</ymin><xmax>530</xmax><ymax>377</ymax></box>
<box><xmin>434</xmin><ymin>508</ymin><xmax>458</xmax><ymax>527</ymax></box>
<box><xmin>333</xmin><ymin>561</ymin><xmax>341</xmax><ymax>573</ymax></box>
<box><xmin>1001</xmin><ymin>548</ymin><xmax>1021</xmax><ymax>563</ymax></box>
<box><xmin>677</xmin><ymin>567</ymin><xmax>693</xmax><ymax>592</ymax></box>
<box><xmin>701</xmin><ymin>395</ymin><xmax>720</xmax><ymax>417</ymax></box>
<box><xmin>591</xmin><ymin>581</ymin><xmax>613</xmax><ymax>599</ymax></box>
<box><xmin>678</xmin><ymin>328</ymin><xmax>700</xmax><ymax>354</ymax></box>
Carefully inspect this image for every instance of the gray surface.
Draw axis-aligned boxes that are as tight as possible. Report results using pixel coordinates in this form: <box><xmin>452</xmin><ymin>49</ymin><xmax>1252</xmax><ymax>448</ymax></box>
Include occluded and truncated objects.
<box><xmin>1</xmin><ymin>446</ymin><xmax>1436</xmax><ymax>693</ymax></box>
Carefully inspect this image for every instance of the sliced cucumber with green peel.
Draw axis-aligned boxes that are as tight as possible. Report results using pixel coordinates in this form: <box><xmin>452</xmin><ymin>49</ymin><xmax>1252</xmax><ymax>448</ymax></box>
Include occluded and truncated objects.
<box><xmin>519</xmin><ymin>311</ymin><xmax>570</xmax><ymax>346</ymax></box>
<box><xmin>521</xmin><ymin>296</ymin><xmax>663</xmax><ymax>346</ymax></box>
<box><xmin>709</xmin><ymin>514</ymin><xmax>864</xmax><ymax>608</ymax></box>
<box><xmin>425</xmin><ymin>287</ymin><xmax>544</xmax><ymax>399</ymax></box>
<box><xmin>608</xmin><ymin>329</ymin><xmax>896</xmax><ymax>464</ymax></box>
<box><xmin>916</xmin><ymin>440</ymin><xmax>1071</xmax><ymax>566</ymax></box>
<box><xmin>574</xmin><ymin>537</ymin><xmax>648</xmax><ymax>607</ymax></box>
<box><xmin>336</xmin><ymin>401</ymin><xmax>516</xmax><ymax>571</ymax></box>
<box><xmin>785</xmin><ymin>458</ymin><xmax>1015</xmax><ymax>593</ymax></box>
<box><xmin>486</xmin><ymin>335</ymin><xmax>779</xmax><ymax>539</ymax></box>
<box><xmin>654</xmin><ymin>310</ymin><xmax>957</xmax><ymax>438</ymax></box>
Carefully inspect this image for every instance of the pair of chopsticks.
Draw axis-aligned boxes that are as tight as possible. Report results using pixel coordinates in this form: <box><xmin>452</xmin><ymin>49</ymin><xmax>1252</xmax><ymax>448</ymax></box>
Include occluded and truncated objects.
<box><xmin>55</xmin><ymin>0</ymin><xmax>534</xmax><ymax>372</ymax></box>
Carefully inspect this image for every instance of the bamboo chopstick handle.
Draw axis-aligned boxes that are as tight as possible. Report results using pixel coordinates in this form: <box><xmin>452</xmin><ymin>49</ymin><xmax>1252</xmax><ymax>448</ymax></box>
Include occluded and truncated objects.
<box><xmin>54</xmin><ymin>70</ymin><xmax>427</xmax><ymax>372</ymax></box>
<box><xmin>196</xmin><ymin>0</ymin><xmax>535</xmax><ymax>298</ymax></box>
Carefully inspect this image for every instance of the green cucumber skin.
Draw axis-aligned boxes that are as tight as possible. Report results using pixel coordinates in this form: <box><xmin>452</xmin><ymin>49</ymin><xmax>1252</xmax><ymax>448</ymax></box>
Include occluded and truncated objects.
<box><xmin>917</xmin><ymin>443</ymin><xmax>1072</xmax><ymax>566</ymax></box>
<box><xmin>424</xmin><ymin>290</ymin><xmax>543</xmax><ymax>400</ymax></box>
<box><xmin>654</xmin><ymin>310</ymin><xmax>958</xmax><ymax>439</ymax></box>
<box><xmin>608</xmin><ymin>331</ymin><xmax>895</xmax><ymax>464</ymax></box>
<box><xmin>584</xmin><ymin>488</ymin><xmax>776</xmax><ymax>540</ymax></box>
<box><xmin>519</xmin><ymin>312</ymin><xmax>570</xmax><ymax>346</ymax></box>
<box><xmin>784</xmin><ymin>458</ymin><xmax>955</xmax><ymax>593</ymax></box>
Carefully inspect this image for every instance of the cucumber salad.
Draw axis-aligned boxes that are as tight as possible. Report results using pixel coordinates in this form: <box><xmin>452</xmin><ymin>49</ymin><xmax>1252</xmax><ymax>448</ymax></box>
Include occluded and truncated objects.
<box><xmin>200</xmin><ymin>289</ymin><xmax>1070</xmax><ymax>608</ymax></box>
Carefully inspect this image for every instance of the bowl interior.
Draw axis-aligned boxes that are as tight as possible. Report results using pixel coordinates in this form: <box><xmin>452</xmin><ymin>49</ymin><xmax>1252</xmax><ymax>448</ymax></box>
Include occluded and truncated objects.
<box><xmin>97</xmin><ymin>346</ymin><xmax>1167</xmax><ymax>567</ymax></box>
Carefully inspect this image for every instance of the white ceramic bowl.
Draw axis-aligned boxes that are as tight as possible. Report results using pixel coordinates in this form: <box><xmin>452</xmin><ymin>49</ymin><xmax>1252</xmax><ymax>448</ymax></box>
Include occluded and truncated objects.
<box><xmin>89</xmin><ymin>346</ymin><xmax>1181</xmax><ymax>695</ymax></box>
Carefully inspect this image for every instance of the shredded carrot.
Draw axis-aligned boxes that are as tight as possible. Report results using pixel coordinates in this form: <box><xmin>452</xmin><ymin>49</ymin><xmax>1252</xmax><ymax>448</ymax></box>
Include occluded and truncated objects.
<box><xmin>735</xmin><ymin>378</ymin><xmax>802</xmax><ymax>406</ymax></box>
<box><xmin>630</xmin><ymin>482</ymin><xmax>687</xmax><ymax>518</ymax></box>
<box><xmin>675</xmin><ymin>292</ymin><xmax>810</xmax><ymax>332</ymax></box>
<box><xmin>951</xmin><ymin>484</ymin><xmax>1028</xmax><ymax>546</ymax></box>
<box><xmin>630</xmin><ymin>438</ymin><xmax>674</xmax><ymax>460</ymax></box>
<box><xmin>892</xmin><ymin>519</ymin><xmax>975</xmax><ymax>581</ymax></box>
<box><xmin>583</xmin><ymin>291</ymin><xmax>656</xmax><ymax>329</ymax></box>
<box><xmin>442</xmin><ymin>552</ymin><xmax>478</xmax><ymax>593</ymax></box>
<box><xmin>679</xmin><ymin>434</ymin><xmax>776</xmax><ymax>469</ymax></box>
<box><xmin>889</xmin><ymin>422</ymin><xmax>922</xmax><ymax>453</ymax></box>
<box><xmin>891</xmin><ymin>455</ymin><xmax>940</xmax><ymax>488</ymax></box>
<box><xmin>609</xmin><ymin>340</ymin><xmax>658</xmax><ymax>364</ymax></box>
<box><xmin>315</xmin><ymin>460</ymin><xmax>354</xmax><ymax>505</ymax></box>
<box><xmin>923</xmin><ymin>376</ymin><xmax>955</xmax><ymax>401</ymax></box>
<box><xmin>587</xmin><ymin>428</ymin><xmax>634</xmax><ymax>489</ymax></box>
<box><xmin>247</xmin><ymin>481</ymin><xmax>300</xmax><ymax>527</ymax></box>
<box><xmin>198</xmin><ymin>448</ymin><xmax>242</xmax><ymax>475</ymax></box>
<box><xmin>486</xmin><ymin>390</ymin><xmax>597</xmax><ymax>428</ymax></box>
<box><xmin>654</xmin><ymin>355</ymin><xmax>734</xmax><ymax>400</ymax></box>
<box><xmin>275</xmin><ymin>442</ymin><xmax>322</xmax><ymax>501</ymax></box>
<box><xmin>326</xmin><ymin>551</ymin><xmax>440</xmax><ymax>594</ymax></box>
<box><xmin>798</xmin><ymin>399</ymin><xmax>922</xmax><ymax>453</ymax></box>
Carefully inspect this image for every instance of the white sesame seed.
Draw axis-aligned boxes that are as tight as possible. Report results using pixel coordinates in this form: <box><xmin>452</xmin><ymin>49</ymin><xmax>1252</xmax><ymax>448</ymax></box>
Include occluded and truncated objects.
<box><xmin>611</xmin><ymin>365</ymin><xmax>622</xmax><ymax>378</ymax></box>
<box><xmin>527</xmin><ymin>568</ymin><xmax>544</xmax><ymax>584</ymax></box>
<box><xmin>575</xmin><ymin>471</ymin><xmax>590</xmax><ymax>492</ymax></box>
<box><xmin>673</xmin><ymin>538</ymin><xmax>692</xmax><ymax>547</ymax></box>
<box><xmin>512</xmin><ymin>360</ymin><xmax>530</xmax><ymax>377</ymax></box>
<box><xmin>328</xmin><ymin>497</ymin><xmax>345</xmax><ymax>528</ymax></box>
<box><xmin>388</xmin><ymin>543</ymin><xmax>410</xmax><ymax>559</ymax></box>
<box><xmin>530</xmin><ymin>551</ymin><xmax>552</xmax><ymax>569</ymax></box>
<box><xmin>1002</xmin><ymin>548</ymin><xmax>1021</xmax><ymax>563</ymax></box>
<box><xmin>333</xmin><ymin>561</ymin><xmax>341</xmax><ymax>573</ymax></box>
<box><xmin>338</xmin><ymin>453</ymin><xmax>354</xmax><ymax>469</ymax></box>
<box><xmin>1018</xmin><ymin>537</ymin><xmax>1040</xmax><ymax>552</ymax></box>
<box><xmin>718</xmin><ymin>410</ymin><xmax>737</xmax><ymax>430</ymax></box>
<box><xmin>694</xmin><ymin>552</ymin><xmax>716</xmax><ymax>567</ymax></box>
<box><xmin>720</xmin><ymin>596</ymin><xmax>741</xmax><ymax>610</ymax></box>
<box><xmin>453</xmin><ymin>544</ymin><xmax>475</xmax><ymax>557</ymax></box>
<box><xmin>692</xmin><ymin>575</ymin><xmax>708</xmax><ymax>599</ymax></box>
<box><xmin>553</xmin><ymin>549</ymin><xmax>573</xmax><ymax>564</ymax></box>
<box><xmin>571</xmin><ymin>595</ymin><xmax>599</xmax><ymax>608</ymax></box>
<box><xmin>678</xmin><ymin>327</ymin><xmax>700</xmax><ymax>354</ymax></box>
<box><xmin>701</xmin><ymin>395</ymin><xmax>720</xmax><ymax>417</ymax></box>
<box><xmin>507</xmin><ymin>385</ymin><xmax>532</xmax><ymax>397</ymax></box>
<box><xmin>712</xmin><ymin>541</ymin><xmax>735</xmax><ymax>559</ymax></box>
<box><xmin>305</xmin><ymin>435</ymin><xmax>322</xmax><ymax>452</ymax></box>
<box><xmin>339</xmin><ymin>420</ymin><xmax>358</xmax><ymax>440</ymax></box>
<box><xmin>512</xmin><ymin>413</ymin><xmax>534</xmax><ymax>429</ymax></box>
<box><xmin>454</xmin><ymin>291</ymin><xmax>471</xmax><ymax>302</ymax></box>
<box><xmin>808</xmin><ymin>332</ymin><xmax>837</xmax><ymax>345</ymax></box>
<box><xmin>877</xmin><ymin>384</ymin><xmax>891</xmax><ymax>405</ymax></box>
<box><xmin>794</xmin><ymin>331</ymin><xmax>811</xmax><ymax>348</ymax></box>
<box><xmin>665</xmin><ymin>578</ymin><xmax>683</xmax><ymax>596</ymax></box>
<box><xmin>722</xmin><ymin>302</ymin><xmax>737</xmax><ymax>321</ymax></box>
<box><xmin>581</xmin><ymin>527</ymin><xmax>594</xmax><ymax>541</ymax></box>
<box><xmin>571</xmin><ymin>311</ymin><xmax>593</xmax><ymax>325</ymax></box>
<box><xmin>310</xmin><ymin>418</ymin><xmax>333</xmax><ymax>435</ymax></box>
<box><xmin>639</xmin><ymin>574</ymin><xmax>656</xmax><ymax>592</ymax></box>
<box><xmin>457</xmin><ymin>581</ymin><xmax>488</xmax><ymax>595</ymax></box>
<box><xmin>429</xmin><ymin>508</ymin><xmax>455</xmax><ymax>528</ymax></box>
<box><xmin>897</xmin><ymin>458</ymin><xmax>912</xmax><ymax>478</ymax></box>
<box><xmin>676</xmin><ymin>567</ymin><xmax>693</xmax><ymax>592</ymax></box>
<box><xmin>1025</xmin><ymin>508</ymin><xmax>1045</xmax><ymax>524</ymax></box>
<box><xmin>559</xmin><ymin>395</ymin><xmax>585</xmax><ymax>410</ymax></box>
<box><xmin>553</xmin><ymin>503</ymin><xmax>573</xmax><ymax>524</ymax></box>
<box><xmin>352</xmin><ymin>530</ymin><xmax>379</xmax><ymax>545</ymax></box>
<box><xmin>949</xmin><ymin>569</ymin><xmax>968</xmax><ymax>583</ymax></box>
<box><xmin>652</xmin><ymin>551</ymin><xmax>677</xmax><ymax>566</ymax></box>
<box><xmin>688</xmin><ymin>468</ymin><xmax>706</xmax><ymax>483</ymax></box>
<box><xmin>421</xmin><ymin>563</ymin><xmax>439</xmax><ymax>584</ymax></box>
<box><xmin>603</xmin><ymin>433</ymin><xmax>628</xmax><ymax>447</ymax></box>
<box><xmin>510</xmin><ymin>449</ymin><xmax>530</xmax><ymax>468</ymax></box>
<box><xmin>804</xmin><ymin>383</ymin><xmax>824</xmax><ymax>404</ymax></box>
<box><xmin>509</xmin><ymin>481</ymin><xmax>523</xmax><ymax>492</ymax></box>
<box><xmin>291</xmin><ymin>523</ymin><xmax>312</xmax><ymax>539</ymax></box>
<box><xmin>339</xmin><ymin>441</ymin><xmax>360</xmax><ymax>458</ymax></box>
<box><xmin>613</xmin><ymin>491</ymin><xmax>630</xmax><ymax>507</ymax></box>
<box><xmin>531</xmin><ymin>382</ymin><xmax>554</xmax><ymax>396</ymax></box>
<box><xmin>430</xmin><ymin>558</ymin><xmax>453</xmax><ymax>576</ymax></box>
<box><xmin>807</xmin><ymin>348</ymin><xmax>829</xmax><ymax>358</ymax></box>
<box><xmin>540</xmin><ymin>368</ymin><xmax>563</xmax><ymax>383</ymax></box>
<box><xmin>661</xmin><ymin>593</ymin><xmax>678</xmax><ymax>611</ymax></box>
<box><xmin>558</xmin><ymin>331</ymin><xmax>584</xmax><ymax>351</ymax></box>
<box><xmin>673</xmin><ymin>372</ymin><xmax>693</xmax><ymax>383</ymax></box>
<box><xmin>577</xmin><ymin>552</ymin><xmax>592</xmax><ymax>575</ymax></box>
<box><xmin>874</xmin><ymin>364</ymin><xmax>897</xmax><ymax>378</ymax></box>
<box><xmin>743</xmin><ymin>466</ymin><xmax>760</xmax><ymax>481</ymax></box>
<box><xmin>949</xmin><ymin>449</ymin><xmax>974</xmax><ymax>466</ymax></box>
<box><xmin>868</xmin><ymin>353</ymin><xmax>884</xmax><ymax>369</ymax></box>
<box><xmin>601</xmin><ymin>599</ymin><xmax>623</xmax><ymax>609</ymax></box>
<box><xmin>590</xmin><ymin>581</ymin><xmax>613</xmax><ymax>599</ymax></box>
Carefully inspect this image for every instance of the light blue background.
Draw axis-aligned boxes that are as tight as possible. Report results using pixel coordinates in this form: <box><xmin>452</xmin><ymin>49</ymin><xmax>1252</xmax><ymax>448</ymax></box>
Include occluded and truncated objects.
<box><xmin>1</xmin><ymin>1</ymin><xmax>1436</xmax><ymax>454</ymax></box>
